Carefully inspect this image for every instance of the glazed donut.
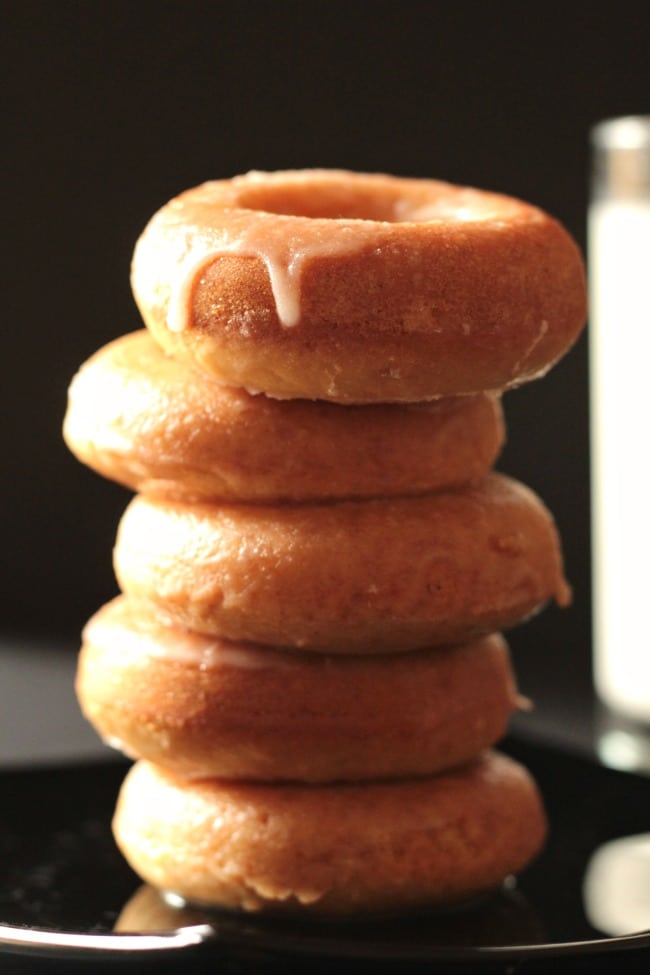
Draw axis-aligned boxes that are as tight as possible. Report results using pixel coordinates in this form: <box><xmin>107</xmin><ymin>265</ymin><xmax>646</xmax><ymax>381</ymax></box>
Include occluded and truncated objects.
<box><xmin>131</xmin><ymin>169</ymin><xmax>586</xmax><ymax>403</ymax></box>
<box><xmin>113</xmin><ymin>472</ymin><xmax>570</xmax><ymax>654</ymax></box>
<box><xmin>113</xmin><ymin>752</ymin><xmax>547</xmax><ymax>915</ymax></box>
<box><xmin>77</xmin><ymin>596</ymin><xmax>522</xmax><ymax>782</ymax></box>
<box><xmin>63</xmin><ymin>330</ymin><xmax>505</xmax><ymax>503</ymax></box>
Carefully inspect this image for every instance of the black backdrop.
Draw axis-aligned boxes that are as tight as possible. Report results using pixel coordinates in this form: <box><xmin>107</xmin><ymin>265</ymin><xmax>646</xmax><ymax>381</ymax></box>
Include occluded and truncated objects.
<box><xmin>4</xmin><ymin>1</ymin><xmax>649</xmax><ymax>722</ymax></box>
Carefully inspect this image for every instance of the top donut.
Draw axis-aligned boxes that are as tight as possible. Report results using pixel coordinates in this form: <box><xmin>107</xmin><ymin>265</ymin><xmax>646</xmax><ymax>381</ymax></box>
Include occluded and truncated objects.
<box><xmin>131</xmin><ymin>169</ymin><xmax>586</xmax><ymax>403</ymax></box>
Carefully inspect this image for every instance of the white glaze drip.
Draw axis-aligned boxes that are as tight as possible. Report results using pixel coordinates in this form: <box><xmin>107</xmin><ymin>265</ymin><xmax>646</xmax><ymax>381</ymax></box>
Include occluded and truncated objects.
<box><xmin>510</xmin><ymin>319</ymin><xmax>549</xmax><ymax>377</ymax></box>
<box><xmin>167</xmin><ymin>216</ymin><xmax>361</xmax><ymax>330</ymax></box>
<box><xmin>85</xmin><ymin>613</ymin><xmax>297</xmax><ymax>671</ymax></box>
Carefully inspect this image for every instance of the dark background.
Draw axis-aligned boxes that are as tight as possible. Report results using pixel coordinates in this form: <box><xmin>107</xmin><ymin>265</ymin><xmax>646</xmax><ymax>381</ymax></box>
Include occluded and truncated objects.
<box><xmin>4</xmin><ymin>1</ymin><xmax>649</xmax><ymax>729</ymax></box>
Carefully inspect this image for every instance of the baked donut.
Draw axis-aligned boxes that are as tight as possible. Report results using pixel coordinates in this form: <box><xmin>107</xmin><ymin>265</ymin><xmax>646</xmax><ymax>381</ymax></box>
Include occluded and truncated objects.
<box><xmin>113</xmin><ymin>752</ymin><xmax>547</xmax><ymax>915</ymax></box>
<box><xmin>113</xmin><ymin>473</ymin><xmax>570</xmax><ymax>654</ymax></box>
<box><xmin>63</xmin><ymin>330</ymin><xmax>504</xmax><ymax>503</ymax></box>
<box><xmin>77</xmin><ymin>596</ymin><xmax>522</xmax><ymax>782</ymax></box>
<box><xmin>131</xmin><ymin>169</ymin><xmax>587</xmax><ymax>403</ymax></box>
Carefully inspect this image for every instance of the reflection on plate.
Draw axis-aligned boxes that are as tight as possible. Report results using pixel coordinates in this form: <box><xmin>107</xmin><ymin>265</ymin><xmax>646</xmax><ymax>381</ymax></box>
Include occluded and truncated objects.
<box><xmin>1</xmin><ymin>737</ymin><xmax>650</xmax><ymax>973</ymax></box>
<box><xmin>116</xmin><ymin>879</ymin><xmax>545</xmax><ymax>947</ymax></box>
<box><xmin>583</xmin><ymin>832</ymin><xmax>650</xmax><ymax>936</ymax></box>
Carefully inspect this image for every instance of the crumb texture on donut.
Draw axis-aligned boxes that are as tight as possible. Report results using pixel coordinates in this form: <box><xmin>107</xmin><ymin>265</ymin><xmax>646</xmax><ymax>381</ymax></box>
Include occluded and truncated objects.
<box><xmin>63</xmin><ymin>330</ymin><xmax>505</xmax><ymax>502</ymax></box>
<box><xmin>112</xmin><ymin>752</ymin><xmax>547</xmax><ymax>915</ymax></box>
<box><xmin>113</xmin><ymin>473</ymin><xmax>570</xmax><ymax>653</ymax></box>
<box><xmin>77</xmin><ymin>596</ymin><xmax>520</xmax><ymax>782</ymax></box>
<box><xmin>131</xmin><ymin>170</ymin><xmax>587</xmax><ymax>403</ymax></box>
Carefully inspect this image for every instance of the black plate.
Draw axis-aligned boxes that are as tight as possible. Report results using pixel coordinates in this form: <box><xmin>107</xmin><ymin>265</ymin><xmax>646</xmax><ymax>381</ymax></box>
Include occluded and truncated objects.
<box><xmin>1</xmin><ymin>737</ymin><xmax>650</xmax><ymax>974</ymax></box>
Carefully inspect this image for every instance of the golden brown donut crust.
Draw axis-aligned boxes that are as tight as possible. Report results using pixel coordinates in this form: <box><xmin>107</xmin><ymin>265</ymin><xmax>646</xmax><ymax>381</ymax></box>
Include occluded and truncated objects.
<box><xmin>77</xmin><ymin>596</ymin><xmax>521</xmax><ymax>782</ymax></box>
<box><xmin>113</xmin><ymin>472</ymin><xmax>570</xmax><ymax>654</ymax></box>
<box><xmin>113</xmin><ymin>752</ymin><xmax>547</xmax><ymax>915</ymax></box>
<box><xmin>131</xmin><ymin>169</ymin><xmax>587</xmax><ymax>403</ymax></box>
<box><xmin>63</xmin><ymin>330</ymin><xmax>505</xmax><ymax>503</ymax></box>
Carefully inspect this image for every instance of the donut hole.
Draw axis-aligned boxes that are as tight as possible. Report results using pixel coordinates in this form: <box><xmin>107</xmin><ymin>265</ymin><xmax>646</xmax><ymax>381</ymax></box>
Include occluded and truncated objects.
<box><xmin>234</xmin><ymin>175</ymin><xmax>476</xmax><ymax>223</ymax></box>
<box><xmin>235</xmin><ymin>180</ymin><xmax>401</xmax><ymax>221</ymax></box>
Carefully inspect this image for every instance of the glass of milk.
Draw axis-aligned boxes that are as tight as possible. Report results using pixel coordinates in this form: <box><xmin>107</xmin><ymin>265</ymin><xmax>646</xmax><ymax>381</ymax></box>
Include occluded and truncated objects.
<box><xmin>590</xmin><ymin>115</ymin><xmax>650</xmax><ymax>772</ymax></box>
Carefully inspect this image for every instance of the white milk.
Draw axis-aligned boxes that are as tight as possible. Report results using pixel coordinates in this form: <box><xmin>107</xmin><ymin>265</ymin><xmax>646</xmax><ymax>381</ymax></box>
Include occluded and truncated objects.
<box><xmin>590</xmin><ymin>116</ymin><xmax>650</xmax><ymax>730</ymax></box>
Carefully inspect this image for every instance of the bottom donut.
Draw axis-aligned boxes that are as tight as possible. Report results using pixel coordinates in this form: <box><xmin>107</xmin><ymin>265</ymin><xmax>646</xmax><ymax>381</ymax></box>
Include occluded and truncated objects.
<box><xmin>113</xmin><ymin>752</ymin><xmax>546</xmax><ymax>917</ymax></box>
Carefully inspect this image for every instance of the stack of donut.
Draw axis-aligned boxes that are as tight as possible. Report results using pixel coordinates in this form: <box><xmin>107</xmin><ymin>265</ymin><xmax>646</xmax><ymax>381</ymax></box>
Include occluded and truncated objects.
<box><xmin>64</xmin><ymin>170</ymin><xmax>586</xmax><ymax>916</ymax></box>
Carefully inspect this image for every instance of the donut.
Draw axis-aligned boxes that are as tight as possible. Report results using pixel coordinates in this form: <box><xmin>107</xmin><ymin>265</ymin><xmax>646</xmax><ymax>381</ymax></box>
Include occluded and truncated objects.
<box><xmin>63</xmin><ymin>330</ymin><xmax>505</xmax><ymax>503</ymax></box>
<box><xmin>113</xmin><ymin>473</ymin><xmax>570</xmax><ymax>654</ymax></box>
<box><xmin>131</xmin><ymin>169</ymin><xmax>587</xmax><ymax>403</ymax></box>
<box><xmin>112</xmin><ymin>752</ymin><xmax>547</xmax><ymax>915</ymax></box>
<box><xmin>77</xmin><ymin>596</ymin><xmax>522</xmax><ymax>782</ymax></box>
